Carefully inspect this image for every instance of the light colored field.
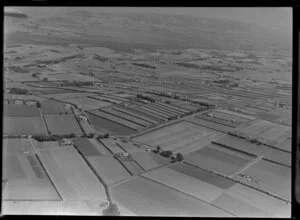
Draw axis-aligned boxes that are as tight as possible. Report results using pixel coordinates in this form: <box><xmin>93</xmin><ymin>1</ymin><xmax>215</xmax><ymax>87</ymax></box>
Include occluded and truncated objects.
<box><xmin>111</xmin><ymin>176</ymin><xmax>233</xmax><ymax>217</ymax></box>
<box><xmin>131</xmin><ymin>152</ymin><xmax>169</xmax><ymax>171</ymax></box>
<box><xmin>234</xmin><ymin>119</ymin><xmax>274</xmax><ymax>137</ymax></box>
<box><xmin>68</xmin><ymin>97</ymin><xmax>111</xmax><ymax>110</ymax></box>
<box><xmin>4</xmin><ymin>116</ymin><xmax>47</xmax><ymax>135</ymax></box>
<box><xmin>92</xmin><ymin>110</ymin><xmax>143</xmax><ymax>130</ymax></box>
<box><xmin>145</xmin><ymin>104</ymin><xmax>178</xmax><ymax>117</ymax></box>
<box><xmin>212</xmin><ymin>183</ymin><xmax>290</xmax><ymax>217</ymax></box>
<box><xmin>277</xmin><ymin>138</ymin><xmax>291</xmax><ymax>152</ymax></box>
<box><xmin>139</xmin><ymin>106</ymin><xmax>170</xmax><ymax>118</ymax></box>
<box><xmin>185</xmin><ymin>143</ymin><xmax>254</xmax><ymax>176</ymax></box>
<box><xmin>255</xmin><ymin>123</ymin><xmax>291</xmax><ymax>146</ymax></box>
<box><xmin>134</xmin><ymin>107</ymin><xmax>166</xmax><ymax>120</ymax></box>
<box><xmin>2</xmin><ymin>200</ymin><xmax>106</xmax><ymax>215</ymax></box>
<box><xmin>120</xmin><ymin>160</ymin><xmax>144</xmax><ymax>175</ymax></box>
<box><xmin>216</xmin><ymin>109</ymin><xmax>256</xmax><ymax>120</ymax></box>
<box><xmin>235</xmin><ymin>159</ymin><xmax>291</xmax><ymax>201</ymax></box>
<box><xmin>37</xmin><ymin>147</ymin><xmax>106</xmax><ymax>201</ymax></box>
<box><xmin>134</xmin><ymin>121</ymin><xmax>217</xmax><ymax>153</ymax></box>
<box><xmin>3</xmin><ymin>139</ymin><xmax>36</xmax><ymax>156</ymax></box>
<box><xmin>215</xmin><ymin>135</ymin><xmax>291</xmax><ymax>167</ymax></box>
<box><xmin>211</xmin><ymin>110</ymin><xmax>250</xmax><ymax>124</ymax></box>
<box><xmin>3</xmin><ymin>154</ymin><xmax>61</xmax><ymax>200</ymax></box>
<box><xmin>142</xmin><ymin>166</ymin><xmax>226</xmax><ymax>203</ymax></box>
<box><xmin>100</xmin><ymin>139</ymin><xmax>126</xmax><ymax>154</ymax></box>
<box><xmin>44</xmin><ymin>115</ymin><xmax>82</xmax><ymax>135</ymax></box>
<box><xmin>34</xmin><ymin>141</ymin><xmax>60</xmax><ymax>151</ymax></box>
<box><xmin>87</xmin><ymin>156</ymin><xmax>131</xmax><ymax>185</ymax></box>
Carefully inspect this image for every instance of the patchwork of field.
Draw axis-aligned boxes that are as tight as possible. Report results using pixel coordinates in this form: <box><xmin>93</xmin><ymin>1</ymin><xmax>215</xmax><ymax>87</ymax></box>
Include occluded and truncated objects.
<box><xmin>4</xmin><ymin>104</ymin><xmax>41</xmax><ymax>117</ymax></box>
<box><xmin>87</xmin><ymin>112</ymin><xmax>137</xmax><ymax>135</ymax></box>
<box><xmin>142</xmin><ymin>163</ymin><xmax>236</xmax><ymax>203</ymax></box>
<box><xmin>196</xmin><ymin>114</ymin><xmax>240</xmax><ymax>128</ymax></box>
<box><xmin>3</xmin><ymin>154</ymin><xmax>61</xmax><ymax>200</ymax></box>
<box><xmin>87</xmin><ymin>156</ymin><xmax>132</xmax><ymax>185</ymax></box>
<box><xmin>98</xmin><ymin>139</ymin><xmax>126</xmax><ymax>154</ymax></box>
<box><xmin>4</xmin><ymin>116</ymin><xmax>48</xmax><ymax>135</ymax></box>
<box><xmin>44</xmin><ymin>115</ymin><xmax>82</xmax><ymax>135</ymax></box>
<box><xmin>36</xmin><ymin>146</ymin><xmax>107</xmax><ymax>201</ymax></box>
<box><xmin>214</xmin><ymin>135</ymin><xmax>291</xmax><ymax>167</ymax></box>
<box><xmin>184</xmin><ymin>143</ymin><xmax>255</xmax><ymax>176</ymax></box>
<box><xmin>119</xmin><ymin>160</ymin><xmax>144</xmax><ymax>176</ymax></box>
<box><xmin>111</xmin><ymin>176</ymin><xmax>233</xmax><ymax>216</ymax></box>
<box><xmin>40</xmin><ymin>100</ymin><xmax>73</xmax><ymax>115</ymax></box>
<box><xmin>133</xmin><ymin>121</ymin><xmax>220</xmax><ymax>154</ymax></box>
<box><xmin>235</xmin><ymin>159</ymin><xmax>291</xmax><ymax>201</ymax></box>
<box><xmin>116</xmin><ymin>141</ymin><xmax>146</xmax><ymax>153</ymax></box>
<box><xmin>211</xmin><ymin>183</ymin><xmax>290</xmax><ymax>217</ymax></box>
<box><xmin>118</xmin><ymin>106</ymin><xmax>163</xmax><ymax>123</ymax></box>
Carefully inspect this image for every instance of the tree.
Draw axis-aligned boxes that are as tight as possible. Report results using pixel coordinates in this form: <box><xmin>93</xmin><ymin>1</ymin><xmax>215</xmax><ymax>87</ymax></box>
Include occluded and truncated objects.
<box><xmin>87</xmin><ymin>133</ymin><xmax>94</xmax><ymax>138</ymax></box>
<box><xmin>176</xmin><ymin>153</ymin><xmax>184</xmax><ymax>162</ymax></box>
<box><xmin>69</xmin><ymin>133</ymin><xmax>76</xmax><ymax>138</ymax></box>
<box><xmin>156</xmin><ymin>145</ymin><xmax>161</xmax><ymax>153</ymax></box>
<box><xmin>36</xmin><ymin>101</ymin><xmax>41</xmax><ymax>108</ymax></box>
<box><xmin>103</xmin><ymin>133</ymin><xmax>109</xmax><ymax>138</ymax></box>
<box><xmin>160</xmin><ymin>150</ymin><xmax>173</xmax><ymax>158</ymax></box>
<box><xmin>102</xmin><ymin>203</ymin><xmax>120</xmax><ymax>216</ymax></box>
<box><xmin>42</xmin><ymin>77</ymin><xmax>49</xmax><ymax>82</ymax></box>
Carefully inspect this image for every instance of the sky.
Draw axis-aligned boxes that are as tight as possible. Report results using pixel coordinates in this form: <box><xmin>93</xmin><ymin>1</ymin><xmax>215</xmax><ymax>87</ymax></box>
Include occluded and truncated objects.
<box><xmin>8</xmin><ymin>7</ymin><xmax>292</xmax><ymax>35</ymax></box>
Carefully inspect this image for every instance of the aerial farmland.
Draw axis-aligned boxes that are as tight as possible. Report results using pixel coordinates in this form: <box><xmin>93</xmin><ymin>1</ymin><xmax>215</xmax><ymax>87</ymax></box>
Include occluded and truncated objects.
<box><xmin>3</xmin><ymin>7</ymin><xmax>292</xmax><ymax>217</ymax></box>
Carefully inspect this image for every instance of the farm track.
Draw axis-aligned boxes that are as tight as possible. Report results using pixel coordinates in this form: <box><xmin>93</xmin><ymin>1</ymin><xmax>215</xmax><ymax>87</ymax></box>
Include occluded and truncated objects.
<box><xmin>38</xmin><ymin>108</ymin><xmax>50</xmax><ymax>134</ymax></box>
<box><xmin>229</xmin><ymin>156</ymin><xmax>264</xmax><ymax>178</ymax></box>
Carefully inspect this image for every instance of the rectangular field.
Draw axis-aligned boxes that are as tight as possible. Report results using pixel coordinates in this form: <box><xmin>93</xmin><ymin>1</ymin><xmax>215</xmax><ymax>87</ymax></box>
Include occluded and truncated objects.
<box><xmin>212</xmin><ymin>110</ymin><xmax>251</xmax><ymax>124</ymax></box>
<box><xmin>111</xmin><ymin>106</ymin><xmax>159</xmax><ymax>124</ymax></box>
<box><xmin>135</xmin><ymin>107</ymin><xmax>168</xmax><ymax>120</ymax></box>
<box><xmin>36</xmin><ymin>147</ymin><xmax>107</xmax><ymax>201</ymax></box>
<box><xmin>119</xmin><ymin>160</ymin><xmax>144</xmax><ymax>175</ymax></box>
<box><xmin>44</xmin><ymin>115</ymin><xmax>83</xmax><ymax>135</ymax></box>
<box><xmin>235</xmin><ymin>159</ymin><xmax>291</xmax><ymax>201</ymax></box>
<box><xmin>111</xmin><ymin>176</ymin><xmax>233</xmax><ymax>216</ymax></box>
<box><xmin>141</xmin><ymin>164</ymin><xmax>234</xmax><ymax>203</ymax></box>
<box><xmin>255</xmin><ymin>123</ymin><xmax>291</xmax><ymax>146</ymax></box>
<box><xmin>100</xmin><ymin>108</ymin><xmax>151</xmax><ymax>127</ymax></box>
<box><xmin>133</xmin><ymin>121</ymin><xmax>218</xmax><ymax>153</ymax></box>
<box><xmin>214</xmin><ymin>135</ymin><xmax>291</xmax><ymax>167</ymax></box>
<box><xmin>40</xmin><ymin>100</ymin><xmax>73</xmax><ymax>115</ymax></box>
<box><xmin>91</xmin><ymin>110</ymin><xmax>143</xmax><ymax>130</ymax></box>
<box><xmin>87</xmin><ymin>113</ymin><xmax>137</xmax><ymax>136</ymax></box>
<box><xmin>196</xmin><ymin>114</ymin><xmax>240</xmax><ymax>128</ymax></box>
<box><xmin>3</xmin><ymin>154</ymin><xmax>61</xmax><ymax>200</ymax></box>
<box><xmin>4</xmin><ymin>116</ymin><xmax>47</xmax><ymax>135</ymax></box>
<box><xmin>67</xmin><ymin>97</ymin><xmax>111</xmax><ymax>110</ymax></box>
<box><xmin>131</xmin><ymin>152</ymin><xmax>169</xmax><ymax>171</ymax></box>
<box><xmin>87</xmin><ymin>156</ymin><xmax>132</xmax><ymax>185</ymax></box>
<box><xmin>232</xmin><ymin>119</ymin><xmax>275</xmax><ymax>137</ymax></box>
<box><xmin>3</xmin><ymin>139</ymin><xmax>36</xmax><ymax>156</ymax></box>
<box><xmin>185</xmin><ymin>143</ymin><xmax>255</xmax><ymax>176</ymax></box>
<box><xmin>4</xmin><ymin>104</ymin><xmax>41</xmax><ymax>117</ymax></box>
<box><xmin>73</xmin><ymin>138</ymin><xmax>112</xmax><ymax>156</ymax></box>
<box><xmin>211</xmin><ymin>183</ymin><xmax>290</xmax><ymax>217</ymax></box>
<box><xmin>216</xmin><ymin>109</ymin><xmax>256</xmax><ymax>120</ymax></box>
<box><xmin>186</xmin><ymin>117</ymin><xmax>234</xmax><ymax>133</ymax></box>
<box><xmin>99</xmin><ymin>139</ymin><xmax>126</xmax><ymax>154</ymax></box>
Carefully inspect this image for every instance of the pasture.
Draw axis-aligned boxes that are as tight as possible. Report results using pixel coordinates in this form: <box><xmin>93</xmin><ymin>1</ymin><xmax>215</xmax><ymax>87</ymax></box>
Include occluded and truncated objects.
<box><xmin>36</xmin><ymin>147</ymin><xmax>107</xmax><ymax>201</ymax></box>
<box><xmin>3</xmin><ymin>154</ymin><xmax>61</xmax><ymax>201</ymax></box>
<box><xmin>4</xmin><ymin>116</ymin><xmax>47</xmax><ymax>135</ymax></box>
<box><xmin>4</xmin><ymin>104</ymin><xmax>40</xmax><ymax>117</ymax></box>
<box><xmin>44</xmin><ymin>115</ymin><xmax>82</xmax><ymax>135</ymax></box>
<box><xmin>87</xmin><ymin>113</ymin><xmax>137</xmax><ymax>135</ymax></box>
<box><xmin>185</xmin><ymin>143</ymin><xmax>255</xmax><ymax>176</ymax></box>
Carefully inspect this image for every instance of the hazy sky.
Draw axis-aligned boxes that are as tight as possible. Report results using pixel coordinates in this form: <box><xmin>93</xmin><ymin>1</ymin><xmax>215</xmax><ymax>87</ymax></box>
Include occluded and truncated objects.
<box><xmin>11</xmin><ymin>7</ymin><xmax>293</xmax><ymax>35</ymax></box>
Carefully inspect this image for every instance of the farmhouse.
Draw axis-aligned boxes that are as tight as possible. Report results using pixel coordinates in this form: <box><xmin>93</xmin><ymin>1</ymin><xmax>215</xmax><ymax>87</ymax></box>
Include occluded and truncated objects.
<box><xmin>58</xmin><ymin>138</ymin><xmax>73</xmax><ymax>146</ymax></box>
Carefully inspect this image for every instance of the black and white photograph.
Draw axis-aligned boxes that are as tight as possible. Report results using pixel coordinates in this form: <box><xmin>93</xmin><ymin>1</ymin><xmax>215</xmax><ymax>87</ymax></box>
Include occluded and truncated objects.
<box><xmin>2</xmin><ymin>6</ymin><xmax>293</xmax><ymax>217</ymax></box>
